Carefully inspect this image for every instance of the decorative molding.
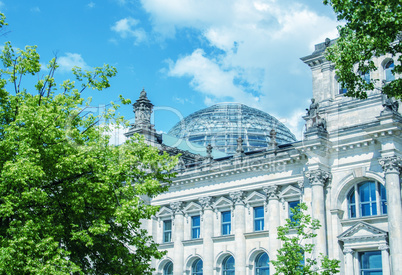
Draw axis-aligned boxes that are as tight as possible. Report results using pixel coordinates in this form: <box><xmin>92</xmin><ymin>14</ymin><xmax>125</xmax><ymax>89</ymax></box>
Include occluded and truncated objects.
<box><xmin>199</xmin><ymin>196</ymin><xmax>213</xmax><ymax>209</ymax></box>
<box><xmin>343</xmin><ymin>248</ymin><xmax>354</xmax><ymax>254</ymax></box>
<box><xmin>263</xmin><ymin>185</ymin><xmax>279</xmax><ymax>200</ymax></box>
<box><xmin>378</xmin><ymin>244</ymin><xmax>389</xmax><ymax>251</ymax></box>
<box><xmin>297</xmin><ymin>179</ymin><xmax>304</xmax><ymax>191</ymax></box>
<box><xmin>305</xmin><ymin>169</ymin><xmax>332</xmax><ymax>186</ymax></box>
<box><xmin>170</xmin><ymin>201</ymin><xmax>183</xmax><ymax>214</ymax></box>
<box><xmin>230</xmin><ymin>191</ymin><xmax>244</xmax><ymax>205</ymax></box>
<box><xmin>378</xmin><ymin>156</ymin><xmax>402</xmax><ymax>174</ymax></box>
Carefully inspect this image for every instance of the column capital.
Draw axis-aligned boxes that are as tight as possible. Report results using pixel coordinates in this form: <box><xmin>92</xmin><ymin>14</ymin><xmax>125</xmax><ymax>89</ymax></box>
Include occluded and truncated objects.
<box><xmin>343</xmin><ymin>248</ymin><xmax>354</xmax><ymax>255</ymax></box>
<box><xmin>263</xmin><ymin>185</ymin><xmax>280</xmax><ymax>200</ymax></box>
<box><xmin>379</xmin><ymin>156</ymin><xmax>402</xmax><ymax>174</ymax></box>
<box><xmin>199</xmin><ymin>196</ymin><xmax>213</xmax><ymax>209</ymax></box>
<box><xmin>170</xmin><ymin>201</ymin><xmax>183</xmax><ymax>214</ymax></box>
<box><xmin>230</xmin><ymin>191</ymin><xmax>244</xmax><ymax>205</ymax></box>
<box><xmin>305</xmin><ymin>169</ymin><xmax>331</xmax><ymax>186</ymax></box>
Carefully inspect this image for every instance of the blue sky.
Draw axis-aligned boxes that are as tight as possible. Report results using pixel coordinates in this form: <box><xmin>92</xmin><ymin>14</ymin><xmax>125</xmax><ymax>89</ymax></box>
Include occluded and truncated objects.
<box><xmin>1</xmin><ymin>0</ymin><xmax>339</xmax><ymax>141</ymax></box>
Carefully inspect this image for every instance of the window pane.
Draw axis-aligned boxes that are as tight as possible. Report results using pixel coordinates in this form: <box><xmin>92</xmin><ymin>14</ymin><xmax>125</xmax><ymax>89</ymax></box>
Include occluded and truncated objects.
<box><xmin>289</xmin><ymin>201</ymin><xmax>300</xmax><ymax>222</ymax></box>
<box><xmin>360</xmin><ymin>251</ymin><xmax>382</xmax><ymax>275</ymax></box>
<box><xmin>254</xmin><ymin>206</ymin><xmax>264</xmax><ymax>231</ymax></box>
<box><xmin>222</xmin><ymin>211</ymin><xmax>231</xmax><ymax>222</ymax></box>
<box><xmin>192</xmin><ymin>216</ymin><xmax>200</xmax><ymax>239</ymax></box>
<box><xmin>222</xmin><ymin>211</ymin><xmax>231</xmax><ymax>235</ymax></box>
<box><xmin>164</xmin><ymin>262</ymin><xmax>173</xmax><ymax>275</ymax></box>
<box><xmin>192</xmin><ymin>216</ymin><xmax>200</xmax><ymax>226</ymax></box>
<box><xmin>380</xmin><ymin>184</ymin><xmax>387</xmax><ymax>214</ymax></box>
<box><xmin>163</xmin><ymin>220</ymin><xmax>172</xmax><ymax>243</ymax></box>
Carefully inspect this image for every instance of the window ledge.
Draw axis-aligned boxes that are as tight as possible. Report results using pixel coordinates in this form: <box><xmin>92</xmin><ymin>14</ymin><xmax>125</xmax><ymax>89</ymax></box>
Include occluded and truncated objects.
<box><xmin>244</xmin><ymin>230</ymin><xmax>269</xmax><ymax>239</ymax></box>
<box><xmin>182</xmin><ymin>238</ymin><xmax>203</xmax><ymax>246</ymax></box>
<box><xmin>212</xmin><ymin>234</ymin><xmax>235</xmax><ymax>243</ymax></box>
<box><xmin>341</xmin><ymin>215</ymin><xmax>388</xmax><ymax>226</ymax></box>
<box><xmin>158</xmin><ymin>242</ymin><xmax>174</xmax><ymax>249</ymax></box>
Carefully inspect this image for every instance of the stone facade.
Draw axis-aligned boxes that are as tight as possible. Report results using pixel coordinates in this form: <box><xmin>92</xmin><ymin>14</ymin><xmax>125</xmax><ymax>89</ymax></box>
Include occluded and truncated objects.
<box><xmin>129</xmin><ymin>40</ymin><xmax>402</xmax><ymax>275</ymax></box>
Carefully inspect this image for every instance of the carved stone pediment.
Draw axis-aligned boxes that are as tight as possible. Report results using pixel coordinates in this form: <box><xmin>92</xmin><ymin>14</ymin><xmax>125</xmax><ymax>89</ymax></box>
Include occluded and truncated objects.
<box><xmin>244</xmin><ymin>191</ymin><xmax>266</xmax><ymax>204</ymax></box>
<box><xmin>213</xmin><ymin>197</ymin><xmax>233</xmax><ymax>209</ymax></box>
<box><xmin>183</xmin><ymin>202</ymin><xmax>202</xmax><ymax>214</ymax></box>
<box><xmin>338</xmin><ymin>222</ymin><xmax>388</xmax><ymax>243</ymax></box>
<box><xmin>279</xmin><ymin>185</ymin><xmax>301</xmax><ymax>199</ymax></box>
<box><xmin>156</xmin><ymin>206</ymin><xmax>173</xmax><ymax>218</ymax></box>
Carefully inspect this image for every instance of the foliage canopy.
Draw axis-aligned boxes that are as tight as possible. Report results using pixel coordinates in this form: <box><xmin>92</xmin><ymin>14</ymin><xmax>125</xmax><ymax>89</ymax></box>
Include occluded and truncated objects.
<box><xmin>0</xmin><ymin>13</ymin><xmax>177</xmax><ymax>274</ymax></box>
<box><xmin>324</xmin><ymin>0</ymin><xmax>402</xmax><ymax>99</ymax></box>
<box><xmin>272</xmin><ymin>203</ymin><xmax>340</xmax><ymax>275</ymax></box>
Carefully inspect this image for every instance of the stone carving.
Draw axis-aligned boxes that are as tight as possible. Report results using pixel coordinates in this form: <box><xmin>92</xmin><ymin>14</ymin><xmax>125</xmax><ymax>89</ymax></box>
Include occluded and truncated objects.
<box><xmin>343</xmin><ymin>248</ymin><xmax>354</xmax><ymax>254</ymax></box>
<box><xmin>297</xmin><ymin>179</ymin><xmax>304</xmax><ymax>191</ymax></box>
<box><xmin>170</xmin><ymin>201</ymin><xmax>183</xmax><ymax>214</ymax></box>
<box><xmin>236</xmin><ymin>137</ymin><xmax>245</xmax><ymax>156</ymax></box>
<box><xmin>199</xmin><ymin>196</ymin><xmax>213</xmax><ymax>209</ymax></box>
<box><xmin>306</xmin><ymin>98</ymin><xmax>319</xmax><ymax>118</ymax></box>
<box><xmin>305</xmin><ymin>169</ymin><xmax>332</xmax><ymax>186</ymax></box>
<box><xmin>176</xmin><ymin>157</ymin><xmax>186</xmax><ymax>171</ymax></box>
<box><xmin>378</xmin><ymin>244</ymin><xmax>389</xmax><ymax>251</ymax></box>
<box><xmin>230</xmin><ymin>191</ymin><xmax>244</xmax><ymax>204</ymax></box>
<box><xmin>133</xmin><ymin>89</ymin><xmax>153</xmax><ymax>126</ymax></box>
<box><xmin>379</xmin><ymin>156</ymin><xmax>402</xmax><ymax>174</ymax></box>
<box><xmin>381</xmin><ymin>95</ymin><xmax>399</xmax><ymax>115</ymax></box>
<box><xmin>268</xmin><ymin>129</ymin><xmax>277</xmax><ymax>150</ymax></box>
<box><xmin>263</xmin><ymin>185</ymin><xmax>279</xmax><ymax>200</ymax></box>
<box><xmin>305</xmin><ymin>98</ymin><xmax>327</xmax><ymax>132</ymax></box>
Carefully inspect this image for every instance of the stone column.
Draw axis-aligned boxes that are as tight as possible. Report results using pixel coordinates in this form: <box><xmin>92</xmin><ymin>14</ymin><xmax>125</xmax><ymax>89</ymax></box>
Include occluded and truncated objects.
<box><xmin>379</xmin><ymin>156</ymin><xmax>402</xmax><ymax>275</ymax></box>
<box><xmin>343</xmin><ymin>248</ymin><xmax>354</xmax><ymax>275</ymax></box>
<box><xmin>379</xmin><ymin>244</ymin><xmax>391</xmax><ymax>275</ymax></box>
<box><xmin>230</xmin><ymin>191</ymin><xmax>246</xmax><ymax>275</ymax></box>
<box><xmin>199</xmin><ymin>196</ymin><xmax>214</xmax><ymax>275</ymax></box>
<box><xmin>263</xmin><ymin>185</ymin><xmax>281</xmax><ymax>274</ymax></box>
<box><xmin>305</xmin><ymin>169</ymin><xmax>331</xmax><ymax>258</ymax></box>
<box><xmin>170</xmin><ymin>202</ymin><xmax>184</xmax><ymax>275</ymax></box>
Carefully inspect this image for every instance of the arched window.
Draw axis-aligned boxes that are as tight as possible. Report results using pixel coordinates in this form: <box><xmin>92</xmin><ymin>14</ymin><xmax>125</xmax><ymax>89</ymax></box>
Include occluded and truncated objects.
<box><xmin>222</xmin><ymin>255</ymin><xmax>235</xmax><ymax>275</ymax></box>
<box><xmin>192</xmin><ymin>258</ymin><xmax>203</xmax><ymax>275</ymax></box>
<box><xmin>384</xmin><ymin>60</ymin><xmax>395</xmax><ymax>82</ymax></box>
<box><xmin>347</xmin><ymin>181</ymin><xmax>387</xmax><ymax>218</ymax></box>
<box><xmin>359</xmin><ymin>71</ymin><xmax>370</xmax><ymax>84</ymax></box>
<box><xmin>255</xmin><ymin>252</ymin><xmax>270</xmax><ymax>275</ymax></box>
<box><xmin>163</xmin><ymin>261</ymin><xmax>173</xmax><ymax>275</ymax></box>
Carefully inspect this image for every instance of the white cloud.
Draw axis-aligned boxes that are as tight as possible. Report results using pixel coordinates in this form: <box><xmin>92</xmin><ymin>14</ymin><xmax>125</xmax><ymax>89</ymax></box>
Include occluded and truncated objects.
<box><xmin>167</xmin><ymin>49</ymin><xmax>259</xmax><ymax>106</ymax></box>
<box><xmin>143</xmin><ymin>0</ymin><xmax>338</xmax><ymax>123</ymax></box>
<box><xmin>105</xmin><ymin>124</ymin><xmax>128</xmax><ymax>146</ymax></box>
<box><xmin>111</xmin><ymin>17</ymin><xmax>147</xmax><ymax>45</ymax></box>
<box><xmin>87</xmin><ymin>2</ymin><xmax>95</xmax><ymax>8</ymax></box>
<box><xmin>57</xmin><ymin>53</ymin><xmax>91</xmax><ymax>72</ymax></box>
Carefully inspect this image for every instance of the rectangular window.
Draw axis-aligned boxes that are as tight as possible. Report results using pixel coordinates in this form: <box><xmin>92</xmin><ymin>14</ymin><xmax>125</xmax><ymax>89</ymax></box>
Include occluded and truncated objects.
<box><xmin>289</xmin><ymin>200</ymin><xmax>300</xmax><ymax>223</ymax></box>
<box><xmin>191</xmin><ymin>215</ymin><xmax>200</xmax><ymax>239</ymax></box>
<box><xmin>359</xmin><ymin>251</ymin><xmax>382</xmax><ymax>275</ymax></box>
<box><xmin>163</xmin><ymin>220</ymin><xmax>172</xmax><ymax>243</ymax></box>
<box><xmin>221</xmin><ymin>211</ymin><xmax>231</xmax><ymax>235</ymax></box>
<box><xmin>254</xmin><ymin>206</ymin><xmax>264</xmax><ymax>231</ymax></box>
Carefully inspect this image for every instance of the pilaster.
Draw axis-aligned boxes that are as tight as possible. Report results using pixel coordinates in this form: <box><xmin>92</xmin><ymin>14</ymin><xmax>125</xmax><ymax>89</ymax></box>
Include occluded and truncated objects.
<box><xmin>305</xmin><ymin>169</ymin><xmax>331</xmax><ymax>258</ymax></box>
<box><xmin>378</xmin><ymin>156</ymin><xmax>402</xmax><ymax>275</ymax></box>
<box><xmin>229</xmin><ymin>191</ymin><xmax>246</xmax><ymax>275</ymax></box>
<box><xmin>263</xmin><ymin>185</ymin><xmax>280</xmax><ymax>274</ymax></box>
<box><xmin>199</xmin><ymin>196</ymin><xmax>214</xmax><ymax>274</ymax></box>
<box><xmin>170</xmin><ymin>202</ymin><xmax>184</xmax><ymax>275</ymax></box>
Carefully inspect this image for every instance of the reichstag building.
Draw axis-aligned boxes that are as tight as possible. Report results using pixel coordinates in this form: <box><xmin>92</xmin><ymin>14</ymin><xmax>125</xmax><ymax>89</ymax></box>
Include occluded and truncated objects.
<box><xmin>125</xmin><ymin>38</ymin><xmax>402</xmax><ymax>275</ymax></box>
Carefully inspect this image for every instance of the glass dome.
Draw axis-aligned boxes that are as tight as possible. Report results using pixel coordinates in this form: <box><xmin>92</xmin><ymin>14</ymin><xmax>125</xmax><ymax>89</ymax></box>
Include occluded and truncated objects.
<box><xmin>168</xmin><ymin>103</ymin><xmax>296</xmax><ymax>155</ymax></box>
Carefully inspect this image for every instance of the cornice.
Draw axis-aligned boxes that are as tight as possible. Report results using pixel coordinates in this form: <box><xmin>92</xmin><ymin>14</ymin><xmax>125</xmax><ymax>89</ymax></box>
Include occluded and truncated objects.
<box><xmin>170</xmin><ymin>150</ymin><xmax>307</xmax><ymax>186</ymax></box>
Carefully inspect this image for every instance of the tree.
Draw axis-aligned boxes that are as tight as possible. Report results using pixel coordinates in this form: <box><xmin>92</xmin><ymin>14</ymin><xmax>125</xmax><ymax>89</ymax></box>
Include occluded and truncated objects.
<box><xmin>323</xmin><ymin>0</ymin><xmax>402</xmax><ymax>99</ymax></box>
<box><xmin>0</xmin><ymin>13</ymin><xmax>178</xmax><ymax>274</ymax></box>
<box><xmin>272</xmin><ymin>202</ymin><xmax>340</xmax><ymax>275</ymax></box>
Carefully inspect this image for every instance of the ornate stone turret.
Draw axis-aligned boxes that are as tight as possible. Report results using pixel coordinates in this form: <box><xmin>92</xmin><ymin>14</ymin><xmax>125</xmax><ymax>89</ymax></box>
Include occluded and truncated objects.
<box><xmin>124</xmin><ymin>89</ymin><xmax>159</xmax><ymax>145</ymax></box>
<box><xmin>133</xmin><ymin>89</ymin><xmax>153</xmax><ymax>126</ymax></box>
